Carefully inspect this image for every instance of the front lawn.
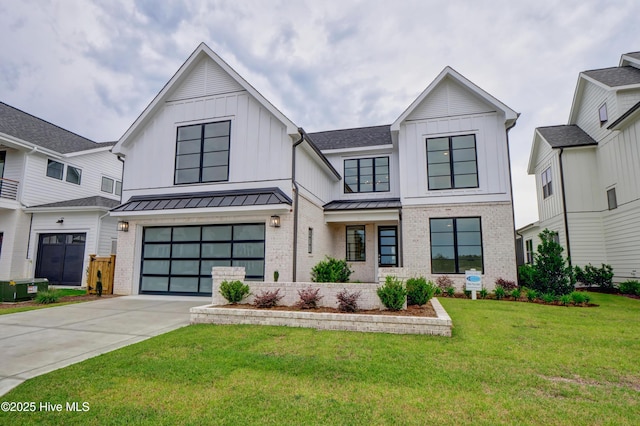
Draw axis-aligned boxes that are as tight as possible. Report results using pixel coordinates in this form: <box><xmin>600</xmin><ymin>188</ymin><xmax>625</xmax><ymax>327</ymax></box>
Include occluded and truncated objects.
<box><xmin>1</xmin><ymin>293</ymin><xmax>638</xmax><ymax>425</ymax></box>
<box><xmin>0</xmin><ymin>289</ymin><xmax>89</xmax><ymax>315</ymax></box>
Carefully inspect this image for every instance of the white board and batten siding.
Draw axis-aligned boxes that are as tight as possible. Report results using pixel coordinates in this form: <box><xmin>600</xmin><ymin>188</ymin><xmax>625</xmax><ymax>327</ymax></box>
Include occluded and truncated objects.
<box><xmin>561</xmin><ymin>147</ymin><xmax>603</xmax><ymax>212</ymax></box>
<box><xmin>533</xmin><ymin>141</ymin><xmax>564</xmax><ymax>223</ymax></box>
<box><xmin>120</xmin><ymin>55</ymin><xmax>294</xmax><ymax>201</ymax></box>
<box><xmin>572</xmin><ymin>81</ymin><xmax>616</xmax><ymax>143</ymax></box>
<box><xmin>295</xmin><ymin>145</ymin><xmax>335</xmax><ymax>205</ymax></box>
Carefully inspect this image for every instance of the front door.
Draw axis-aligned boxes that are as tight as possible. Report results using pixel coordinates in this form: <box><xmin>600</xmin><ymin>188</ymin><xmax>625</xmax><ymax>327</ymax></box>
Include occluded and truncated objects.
<box><xmin>378</xmin><ymin>226</ymin><xmax>398</xmax><ymax>267</ymax></box>
<box><xmin>35</xmin><ymin>233</ymin><xmax>86</xmax><ymax>285</ymax></box>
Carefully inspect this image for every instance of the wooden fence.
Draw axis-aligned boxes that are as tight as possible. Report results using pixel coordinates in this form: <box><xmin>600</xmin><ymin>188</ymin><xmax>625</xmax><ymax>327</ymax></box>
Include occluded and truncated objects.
<box><xmin>87</xmin><ymin>254</ymin><xmax>116</xmax><ymax>295</ymax></box>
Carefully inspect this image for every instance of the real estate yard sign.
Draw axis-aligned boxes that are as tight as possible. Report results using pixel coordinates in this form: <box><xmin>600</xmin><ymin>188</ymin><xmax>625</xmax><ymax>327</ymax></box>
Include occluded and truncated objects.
<box><xmin>465</xmin><ymin>269</ymin><xmax>482</xmax><ymax>300</ymax></box>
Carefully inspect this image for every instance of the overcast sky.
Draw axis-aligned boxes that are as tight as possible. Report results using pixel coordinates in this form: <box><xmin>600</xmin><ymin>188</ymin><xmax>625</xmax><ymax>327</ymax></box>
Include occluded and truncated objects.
<box><xmin>1</xmin><ymin>0</ymin><xmax>638</xmax><ymax>228</ymax></box>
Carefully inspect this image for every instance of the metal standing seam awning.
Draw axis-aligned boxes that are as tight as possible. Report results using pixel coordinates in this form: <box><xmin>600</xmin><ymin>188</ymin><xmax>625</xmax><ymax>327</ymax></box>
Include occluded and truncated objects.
<box><xmin>110</xmin><ymin>187</ymin><xmax>292</xmax><ymax>218</ymax></box>
<box><xmin>323</xmin><ymin>198</ymin><xmax>401</xmax><ymax>223</ymax></box>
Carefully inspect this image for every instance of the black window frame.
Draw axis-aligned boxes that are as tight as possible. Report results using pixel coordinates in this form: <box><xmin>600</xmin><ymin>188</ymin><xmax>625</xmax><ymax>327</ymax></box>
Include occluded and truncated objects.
<box><xmin>174</xmin><ymin>121</ymin><xmax>231</xmax><ymax>185</ymax></box>
<box><xmin>542</xmin><ymin>167</ymin><xmax>553</xmax><ymax>199</ymax></box>
<box><xmin>426</xmin><ymin>134</ymin><xmax>479</xmax><ymax>190</ymax></box>
<box><xmin>429</xmin><ymin>217</ymin><xmax>483</xmax><ymax>274</ymax></box>
<box><xmin>346</xmin><ymin>225</ymin><xmax>366</xmax><ymax>262</ymax></box>
<box><xmin>607</xmin><ymin>187</ymin><xmax>617</xmax><ymax>210</ymax></box>
<box><xmin>525</xmin><ymin>239</ymin><xmax>534</xmax><ymax>264</ymax></box>
<box><xmin>46</xmin><ymin>159</ymin><xmax>64</xmax><ymax>180</ymax></box>
<box><xmin>308</xmin><ymin>227</ymin><xmax>313</xmax><ymax>254</ymax></box>
<box><xmin>65</xmin><ymin>165</ymin><xmax>82</xmax><ymax>185</ymax></box>
<box><xmin>343</xmin><ymin>156</ymin><xmax>390</xmax><ymax>193</ymax></box>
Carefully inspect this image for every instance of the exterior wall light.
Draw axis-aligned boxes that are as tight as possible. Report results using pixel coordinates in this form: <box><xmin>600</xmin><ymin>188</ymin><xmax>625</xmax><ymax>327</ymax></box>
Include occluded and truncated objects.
<box><xmin>269</xmin><ymin>215</ymin><xmax>281</xmax><ymax>228</ymax></box>
<box><xmin>117</xmin><ymin>221</ymin><xmax>129</xmax><ymax>232</ymax></box>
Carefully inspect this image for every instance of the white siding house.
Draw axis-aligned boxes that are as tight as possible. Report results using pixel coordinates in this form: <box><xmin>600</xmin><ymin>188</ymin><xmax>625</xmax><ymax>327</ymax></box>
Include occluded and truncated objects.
<box><xmin>0</xmin><ymin>102</ymin><xmax>123</xmax><ymax>284</ymax></box>
<box><xmin>520</xmin><ymin>51</ymin><xmax>640</xmax><ymax>282</ymax></box>
<box><xmin>112</xmin><ymin>43</ymin><xmax>519</xmax><ymax>296</ymax></box>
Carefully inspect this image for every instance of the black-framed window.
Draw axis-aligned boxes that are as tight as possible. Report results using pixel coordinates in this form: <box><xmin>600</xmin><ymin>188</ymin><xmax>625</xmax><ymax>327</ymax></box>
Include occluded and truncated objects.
<box><xmin>175</xmin><ymin>121</ymin><xmax>230</xmax><ymax>184</ymax></box>
<box><xmin>46</xmin><ymin>159</ymin><xmax>64</xmax><ymax>180</ymax></box>
<box><xmin>346</xmin><ymin>225</ymin><xmax>366</xmax><ymax>262</ymax></box>
<box><xmin>308</xmin><ymin>228</ymin><xmax>313</xmax><ymax>254</ymax></box>
<box><xmin>599</xmin><ymin>103</ymin><xmax>608</xmax><ymax>125</ymax></box>
<box><xmin>66</xmin><ymin>166</ymin><xmax>82</xmax><ymax>185</ymax></box>
<box><xmin>344</xmin><ymin>157</ymin><xmax>389</xmax><ymax>193</ymax></box>
<box><xmin>542</xmin><ymin>167</ymin><xmax>553</xmax><ymax>198</ymax></box>
<box><xmin>430</xmin><ymin>217</ymin><xmax>483</xmax><ymax>273</ymax></box>
<box><xmin>525</xmin><ymin>239</ymin><xmax>534</xmax><ymax>264</ymax></box>
<box><xmin>140</xmin><ymin>224</ymin><xmax>265</xmax><ymax>295</ymax></box>
<box><xmin>101</xmin><ymin>177</ymin><xmax>114</xmax><ymax>193</ymax></box>
<box><xmin>427</xmin><ymin>134</ymin><xmax>478</xmax><ymax>190</ymax></box>
<box><xmin>607</xmin><ymin>188</ymin><xmax>617</xmax><ymax>210</ymax></box>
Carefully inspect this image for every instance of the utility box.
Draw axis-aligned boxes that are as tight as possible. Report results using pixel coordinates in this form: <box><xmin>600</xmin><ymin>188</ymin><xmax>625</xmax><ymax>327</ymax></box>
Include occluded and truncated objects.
<box><xmin>0</xmin><ymin>279</ymin><xmax>49</xmax><ymax>302</ymax></box>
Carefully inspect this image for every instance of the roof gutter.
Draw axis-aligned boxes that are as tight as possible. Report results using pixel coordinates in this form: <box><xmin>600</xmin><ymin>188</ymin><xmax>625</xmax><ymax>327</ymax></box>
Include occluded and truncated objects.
<box><xmin>559</xmin><ymin>148</ymin><xmax>572</xmax><ymax>267</ymax></box>
<box><xmin>291</xmin><ymin>128</ymin><xmax>305</xmax><ymax>282</ymax></box>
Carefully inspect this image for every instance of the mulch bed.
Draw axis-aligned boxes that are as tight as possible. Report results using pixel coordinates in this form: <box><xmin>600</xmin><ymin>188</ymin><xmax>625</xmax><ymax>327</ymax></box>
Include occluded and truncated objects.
<box><xmin>216</xmin><ymin>302</ymin><xmax>437</xmax><ymax>317</ymax></box>
<box><xmin>0</xmin><ymin>294</ymin><xmax>118</xmax><ymax>310</ymax></box>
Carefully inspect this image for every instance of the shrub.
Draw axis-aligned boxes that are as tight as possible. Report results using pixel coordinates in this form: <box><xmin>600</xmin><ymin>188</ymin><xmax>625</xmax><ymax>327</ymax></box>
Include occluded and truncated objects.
<box><xmin>336</xmin><ymin>289</ymin><xmax>361</xmax><ymax>312</ymax></box>
<box><xmin>541</xmin><ymin>293</ymin><xmax>556</xmax><ymax>304</ymax></box>
<box><xmin>479</xmin><ymin>288</ymin><xmax>489</xmax><ymax>299</ymax></box>
<box><xmin>583</xmin><ymin>293</ymin><xmax>591</xmax><ymax>304</ymax></box>
<box><xmin>406</xmin><ymin>277</ymin><xmax>436</xmax><ymax>306</ymax></box>
<box><xmin>531</xmin><ymin>229</ymin><xmax>575</xmax><ymax>296</ymax></box>
<box><xmin>436</xmin><ymin>275</ymin><xmax>454</xmax><ymax>291</ymax></box>
<box><xmin>570</xmin><ymin>291</ymin><xmax>586</xmax><ymax>305</ymax></box>
<box><xmin>560</xmin><ymin>294</ymin><xmax>571</xmax><ymax>306</ymax></box>
<box><xmin>518</xmin><ymin>264</ymin><xmax>536</xmax><ymax>288</ymax></box>
<box><xmin>219</xmin><ymin>280</ymin><xmax>250</xmax><ymax>304</ymax></box>
<box><xmin>434</xmin><ymin>287</ymin><xmax>442</xmax><ymax>296</ymax></box>
<box><xmin>574</xmin><ymin>264</ymin><xmax>614</xmax><ymax>289</ymax></box>
<box><xmin>526</xmin><ymin>289</ymin><xmax>538</xmax><ymax>302</ymax></box>
<box><xmin>254</xmin><ymin>289</ymin><xmax>284</xmax><ymax>308</ymax></box>
<box><xmin>377</xmin><ymin>276</ymin><xmax>407</xmax><ymax>311</ymax></box>
<box><xmin>495</xmin><ymin>278</ymin><xmax>517</xmax><ymax>291</ymax></box>
<box><xmin>446</xmin><ymin>287</ymin><xmax>455</xmax><ymax>297</ymax></box>
<box><xmin>510</xmin><ymin>288</ymin><xmax>521</xmax><ymax>300</ymax></box>
<box><xmin>311</xmin><ymin>256</ymin><xmax>352</xmax><ymax>283</ymax></box>
<box><xmin>619</xmin><ymin>280</ymin><xmax>640</xmax><ymax>296</ymax></box>
<box><xmin>296</xmin><ymin>287</ymin><xmax>323</xmax><ymax>309</ymax></box>
<box><xmin>35</xmin><ymin>290</ymin><xmax>61</xmax><ymax>304</ymax></box>
<box><xmin>494</xmin><ymin>286</ymin><xmax>506</xmax><ymax>300</ymax></box>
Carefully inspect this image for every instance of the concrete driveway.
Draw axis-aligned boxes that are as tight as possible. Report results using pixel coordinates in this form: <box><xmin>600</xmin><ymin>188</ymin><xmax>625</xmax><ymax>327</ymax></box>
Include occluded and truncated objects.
<box><xmin>0</xmin><ymin>295</ymin><xmax>207</xmax><ymax>396</ymax></box>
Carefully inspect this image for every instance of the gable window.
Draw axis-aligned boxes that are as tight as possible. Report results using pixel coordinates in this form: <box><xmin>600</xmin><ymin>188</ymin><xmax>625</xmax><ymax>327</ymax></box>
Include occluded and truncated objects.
<box><xmin>66</xmin><ymin>166</ymin><xmax>82</xmax><ymax>185</ymax></box>
<box><xmin>607</xmin><ymin>188</ymin><xmax>617</xmax><ymax>210</ymax></box>
<box><xmin>427</xmin><ymin>134</ymin><xmax>478</xmax><ymax>190</ymax></box>
<box><xmin>344</xmin><ymin>157</ymin><xmax>389</xmax><ymax>193</ymax></box>
<box><xmin>101</xmin><ymin>177</ymin><xmax>114</xmax><ymax>193</ymax></box>
<box><xmin>525</xmin><ymin>239</ymin><xmax>534</xmax><ymax>264</ymax></box>
<box><xmin>542</xmin><ymin>167</ymin><xmax>553</xmax><ymax>198</ymax></box>
<box><xmin>430</xmin><ymin>217</ymin><xmax>483</xmax><ymax>273</ymax></box>
<box><xmin>46</xmin><ymin>159</ymin><xmax>64</xmax><ymax>180</ymax></box>
<box><xmin>346</xmin><ymin>225</ymin><xmax>366</xmax><ymax>261</ymax></box>
<box><xmin>599</xmin><ymin>103</ymin><xmax>608</xmax><ymax>125</ymax></box>
<box><xmin>308</xmin><ymin>228</ymin><xmax>313</xmax><ymax>254</ymax></box>
<box><xmin>175</xmin><ymin>121</ymin><xmax>231</xmax><ymax>185</ymax></box>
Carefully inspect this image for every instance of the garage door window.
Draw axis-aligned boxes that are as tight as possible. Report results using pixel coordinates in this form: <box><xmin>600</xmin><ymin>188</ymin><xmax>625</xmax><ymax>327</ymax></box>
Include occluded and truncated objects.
<box><xmin>140</xmin><ymin>224</ymin><xmax>265</xmax><ymax>295</ymax></box>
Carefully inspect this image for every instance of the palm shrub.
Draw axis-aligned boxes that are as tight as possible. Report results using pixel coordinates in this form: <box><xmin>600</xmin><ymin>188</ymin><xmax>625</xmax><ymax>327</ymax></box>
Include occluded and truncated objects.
<box><xmin>479</xmin><ymin>288</ymin><xmax>489</xmax><ymax>299</ymax></box>
<box><xmin>219</xmin><ymin>280</ymin><xmax>250</xmax><ymax>304</ymax></box>
<box><xmin>377</xmin><ymin>276</ymin><xmax>407</xmax><ymax>311</ymax></box>
<box><xmin>510</xmin><ymin>288</ymin><xmax>521</xmax><ymax>301</ymax></box>
<box><xmin>530</xmin><ymin>229</ymin><xmax>574</xmax><ymax>296</ymax></box>
<box><xmin>406</xmin><ymin>277</ymin><xmax>436</xmax><ymax>306</ymax></box>
<box><xmin>560</xmin><ymin>294</ymin><xmax>571</xmax><ymax>306</ymax></box>
<box><xmin>311</xmin><ymin>256</ymin><xmax>352</xmax><ymax>283</ymax></box>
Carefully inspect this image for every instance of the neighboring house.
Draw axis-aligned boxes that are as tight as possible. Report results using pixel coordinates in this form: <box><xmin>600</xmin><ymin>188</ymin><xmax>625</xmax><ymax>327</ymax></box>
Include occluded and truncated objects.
<box><xmin>111</xmin><ymin>42</ymin><xmax>519</xmax><ymax>296</ymax></box>
<box><xmin>0</xmin><ymin>102</ymin><xmax>123</xmax><ymax>285</ymax></box>
<box><xmin>519</xmin><ymin>52</ymin><xmax>640</xmax><ymax>282</ymax></box>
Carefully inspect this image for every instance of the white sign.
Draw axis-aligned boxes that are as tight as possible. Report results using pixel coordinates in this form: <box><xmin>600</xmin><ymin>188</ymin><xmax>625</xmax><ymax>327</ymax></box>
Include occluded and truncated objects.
<box><xmin>27</xmin><ymin>285</ymin><xmax>38</xmax><ymax>294</ymax></box>
<box><xmin>465</xmin><ymin>270</ymin><xmax>482</xmax><ymax>291</ymax></box>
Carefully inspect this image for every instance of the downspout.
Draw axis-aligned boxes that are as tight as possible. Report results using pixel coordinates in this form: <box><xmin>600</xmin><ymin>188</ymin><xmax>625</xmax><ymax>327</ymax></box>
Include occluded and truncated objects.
<box><xmin>558</xmin><ymin>148</ymin><xmax>572</xmax><ymax>267</ymax></box>
<box><xmin>505</xmin><ymin>117</ymin><xmax>519</xmax><ymax>275</ymax></box>
<box><xmin>291</xmin><ymin>128</ymin><xmax>305</xmax><ymax>282</ymax></box>
<box><xmin>116</xmin><ymin>155</ymin><xmax>125</xmax><ymax>203</ymax></box>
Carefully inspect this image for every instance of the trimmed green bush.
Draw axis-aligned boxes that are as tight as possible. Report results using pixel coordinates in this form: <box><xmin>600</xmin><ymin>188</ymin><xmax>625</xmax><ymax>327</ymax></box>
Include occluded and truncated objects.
<box><xmin>311</xmin><ymin>256</ymin><xmax>352</xmax><ymax>283</ymax></box>
<box><xmin>510</xmin><ymin>288</ymin><xmax>521</xmax><ymax>300</ymax></box>
<box><xmin>219</xmin><ymin>280</ymin><xmax>250</xmax><ymax>304</ymax></box>
<box><xmin>406</xmin><ymin>277</ymin><xmax>436</xmax><ymax>306</ymax></box>
<box><xmin>35</xmin><ymin>290</ymin><xmax>61</xmax><ymax>304</ymax></box>
<box><xmin>570</xmin><ymin>291</ymin><xmax>586</xmax><ymax>305</ymax></box>
<box><xmin>526</xmin><ymin>288</ymin><xmax>538</xmax><ymax>302</ymax></box>
<box><xmin>377</xmin><ymin>276</ymin><xmax>407</xmax><ymax>311</ymax></box>
<box><xmin>531</xmin><ymin>229</ymin><xmax>575</xmax><ymax>296</ymax></box>
<box><xmin>560</xmin><ymin>294</ymin><xmax>571</xmax><ymax>306</ymax></box>
<box><xmin>618</xmin><ymin>280</ymin><xmax>640</xmax><ymax>296</ymax></box>
<box><xmin>574</xmin><ymin>264</ymin><xmax>614</xmax><ymax>289</ymax></box>
<box><xmin>479</xmin><ymin>288</ymin><xmax>489</xmax><ymax>299</ymax></box>
<box><xmin>541</xmin><ymin>293</ymin><xmax>556</xmax><ymax>304</ymax></box>
<box><xmin>494</xmin><ymin>286</ymin><xmax>506</xmax><ymax>300</ymax></box>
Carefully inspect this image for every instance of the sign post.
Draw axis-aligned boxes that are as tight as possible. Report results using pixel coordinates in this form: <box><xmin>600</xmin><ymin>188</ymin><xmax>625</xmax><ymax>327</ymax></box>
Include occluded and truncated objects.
<box><xmin>465</xmin><ymin>269</ymin><xmax>482</xmax><ymax>300</ymax></box>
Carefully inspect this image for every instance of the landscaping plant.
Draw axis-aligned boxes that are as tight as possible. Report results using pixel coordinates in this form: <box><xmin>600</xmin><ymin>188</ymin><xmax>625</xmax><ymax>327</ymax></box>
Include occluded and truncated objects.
<box><xmin>618</xmin><ymin>280</ymin><xmax>640</xmax><ymax>296</ymax></box>
<box><xmin>530</xmin><ymin>229</ymin><xmax>575</xmax><ymax>296</ymax></box>
<box><xmin>219</xmin><ymin>280</ymin><xmax>250</xmax><ymax>304</ymax></box>
<box><xmin>478</xmin><ymin>288</ymin><xmax>489</xmax><ymax>299</ymax></box>
<box><xmin>253</xmin><ymin>289</ymin><xmax>284</xmax><ymax>308</ymax></box>
<box><xmin>336</xmin><ymin>288</ymin><xmax>361</xmax><ymax>312</ymax></box>
<box><xmin>510</xmin><ymin>288</ymin><xmax>521</xmax><ymax>301</ymax></box>
<box><xmin>493</xmin><ymin>286</ymin><xmax>506</xmax><ymax>300</ymax></box>
<box><xmin>495</xmin><ymin>278</ymin><xmax>517</xmax><ymax>292</ymax></box>
<box><xmin>406</xmin><ymin>277</ymin><xmax>436</xmax><ymax>306</ymax></box>
<box><xmin>311</xmin><ymin>256</ymin><xmax>352</xmax><ymax>283</ymax></box>
<box><xmin>446</xmin><ymin>286</ymin><xmax>455</xmax><ymax>297</ymax></box>
<box><xmin>34</xmin><ymin>290</ymin><xmax>61</xmax><ymax>304</ymax></box>
<box><xmin>376</xmin><ymin>276</ymin><xmax>407</xmax><ymax>311</ymax></box>
<box><xmin>541</xmin><ymin>293</ymin><xmax>556</xmax><ymax>304</ymax></box>
<box><xmin>526</xmin><ymin>288</ymin><xmax>538</xmax><ymax>302</ymax></box>
<box><xmin>574</xmin><ymin>263</ymin><xmax>614</xmax><ymax>289</ymax></box>
<box><xmin>518</xmin><ymin>263</ymin><xmax>536</xmax><ymax>288</ymax></box>
<box><xmin>570</xmin><ymin>291</ymin><xmax>586</xmax><ymax>305</ymax></box>
<box><xmin>295</xmin><ymin>287</ymin><xmax>323</xmax><ymax>309</ymax></box>
<box><xmin>560</xmin><ymin>294</ymin><xmax>571</xmax><ymax>306</ymax></box>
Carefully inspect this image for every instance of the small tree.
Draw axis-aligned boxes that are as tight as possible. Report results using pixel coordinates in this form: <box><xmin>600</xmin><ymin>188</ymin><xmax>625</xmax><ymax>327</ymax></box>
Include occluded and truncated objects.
<box><xmin>531</xmin><ymin>229</ymin><xmax>574</xmax><ymax>296</ymax></box>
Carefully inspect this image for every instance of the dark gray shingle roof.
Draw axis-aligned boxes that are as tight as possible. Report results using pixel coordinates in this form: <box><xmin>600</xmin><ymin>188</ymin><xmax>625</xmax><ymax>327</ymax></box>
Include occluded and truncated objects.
<box><xmin>537</xmin><ymin>125</ymin><xmax>597</xmax><ymax>148</ymax></box>
<box><xmin>112</xmin><ymin>188</ymin><xmax>292</xmax><ymax>213</ymax></box>
<box><xmin>308</xmin><ymin>125</ymin><xmax>392</xmax><ymax>150</ymax></box>
<box><xmin>582</xmin><ymin>66</ymin><xmax>640</xmax><ymax>87</ymax></box>
<box><xmin>323</xmin><ymin>198</ymin><xmax>401</xmax><ymax>211</ymax></box>
<box><xmin>0</xmin><ymin>101</ymin><xmax>112</xmax><ymax>153</ymax></box>
<box><xmin>32</xmin><ymin>196</ymin><xmax>120</xmax><ymax>209</ymax></box>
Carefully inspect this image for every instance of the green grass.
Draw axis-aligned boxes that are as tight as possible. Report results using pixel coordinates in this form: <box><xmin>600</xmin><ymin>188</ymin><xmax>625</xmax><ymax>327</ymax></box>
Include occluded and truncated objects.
<box><xmin>1</xmin><ymin>293</ymin><xmax>638</xmax><ymax>425</ymax></box>
<box><xmin>0</xmin><ymin>289</ymin><xmax>87</xmax><ymax>315</ymax></box>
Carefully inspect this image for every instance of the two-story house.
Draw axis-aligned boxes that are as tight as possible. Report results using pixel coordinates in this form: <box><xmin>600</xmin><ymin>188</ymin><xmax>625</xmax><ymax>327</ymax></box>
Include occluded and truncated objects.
<box><xmin>519</xmin><ymin>52</ymin><xmax>640</xmax><ymax>282</ymax></box>
<box><xmin>0</xmin><ymin>102</ymin><xmax>123</xmax><ymax>285</ymax></box>
<box><xmin>111</xmin><ymin>43</ymin><xmax>519</xmax><ymax>296</ymax></box>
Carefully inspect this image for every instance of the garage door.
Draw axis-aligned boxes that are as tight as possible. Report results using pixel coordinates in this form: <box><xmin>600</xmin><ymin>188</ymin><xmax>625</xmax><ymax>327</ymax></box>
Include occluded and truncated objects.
<box><xmin>140</xmin><ymin>224</ymin><xmax>265</xmax><ymax>295</ymax></box>
<box><xmin>35</xmin><ymin>233</ymin><xmax>87</xmax><ymax>286</ymax></box>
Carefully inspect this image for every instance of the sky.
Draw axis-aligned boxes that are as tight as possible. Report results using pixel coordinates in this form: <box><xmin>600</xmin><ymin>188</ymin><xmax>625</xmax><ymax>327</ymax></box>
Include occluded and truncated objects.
<box><xmin>0</xmin><ymin>0</ymin><xmax>638</xmax><ymax>228</ymax></box>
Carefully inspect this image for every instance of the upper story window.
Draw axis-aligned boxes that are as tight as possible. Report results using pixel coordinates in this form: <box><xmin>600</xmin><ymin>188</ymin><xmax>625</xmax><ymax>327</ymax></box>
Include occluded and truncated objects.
<box><xmin>66</xmin><ymin>166</ymin><xmax>82</xmax><ymax>185</ymax></box>
<box><xmin>46</xmin><ymin>159</ymin><xmax>64</xmax><ymax>180</ymax></box>
<box><xmin>344</xmin><ymin>157</ymin><xmax>389</xmax><ymax>193</ymax></box>
<box><xmin>607</xmin><ymin>188</ymin><xmax>617</xmax><ymax>210</ymax></box>
<box><xmin>115</xmin><ymin>181</ymin><xmax>122</xmax><ymax>196</ymax></box>
<box><xmin>599</xmin><ymin>103</ymin><xmax>608</xmax><ymax>125</ymax></box>
<box><xmin>101</xmin><ymin>177</ymin><xmax>114</xmax><ymax>193</ymax></box>
<box><xmin>175</xmin><ymin>121</ymin><xmax>231</xmax><ymax>185</ymax></box>
<box><xmin>427</xmin><ymin>134</ymin><xmax>478</xmax><ymax>190</ymax></box>
<box><xmin>542</xmin><ymin>167</ymin><xmax>553</xmax><ymax>198</ymax></box>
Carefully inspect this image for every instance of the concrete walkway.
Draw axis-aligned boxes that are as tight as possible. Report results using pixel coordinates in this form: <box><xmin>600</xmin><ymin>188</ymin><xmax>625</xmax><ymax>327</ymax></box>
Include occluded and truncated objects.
<box><xmin>0</xmin><ymin>295</ymin><xmax>207</xmax><ymax>396</ymax></box>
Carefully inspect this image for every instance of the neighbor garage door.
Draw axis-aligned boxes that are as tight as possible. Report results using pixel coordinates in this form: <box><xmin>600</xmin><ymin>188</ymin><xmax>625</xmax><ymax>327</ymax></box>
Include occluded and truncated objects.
<box><xmin>140</xmin><ymin>224</ymin><xmax>265</xmax><ymax>295</ymax></box>
<box><xmin>35</xmin><ymin>233</ymin><xmax>87</xmax><ymax>286</ymax></box>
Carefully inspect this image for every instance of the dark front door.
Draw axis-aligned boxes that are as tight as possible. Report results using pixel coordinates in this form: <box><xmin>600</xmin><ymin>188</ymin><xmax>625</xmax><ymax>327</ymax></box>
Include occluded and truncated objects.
<box><xmin>35</xmin><ymin>233</ymin><xmax>86</xmax><ymax>285</ymax></box>
<box><xmin>378</xmin><ymin>226</ymin><xmax>398</xmax><ymax>267</ymax></box>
